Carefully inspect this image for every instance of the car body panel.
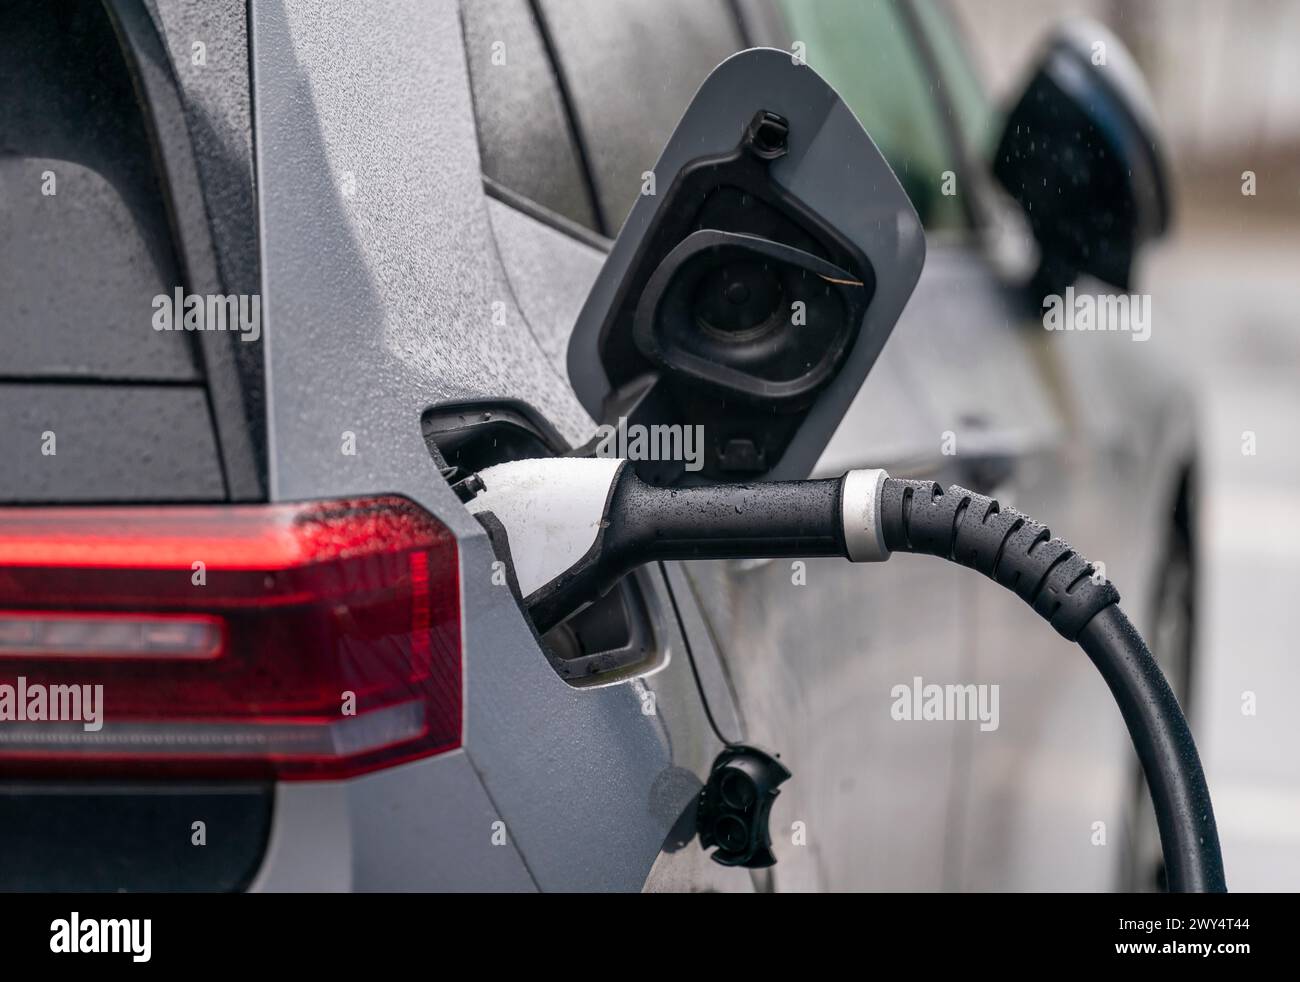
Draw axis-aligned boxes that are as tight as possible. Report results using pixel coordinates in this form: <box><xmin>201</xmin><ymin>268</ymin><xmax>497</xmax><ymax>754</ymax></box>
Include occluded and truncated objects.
<box><xmin>250</xmin><ymin>0</ymin><xmax>749</xmax><ymax>892</ymax></box>
<box><xmin>248</xmin><ymin>0</ymin><xmax>1194</xmax><ymax>891</ymax></box>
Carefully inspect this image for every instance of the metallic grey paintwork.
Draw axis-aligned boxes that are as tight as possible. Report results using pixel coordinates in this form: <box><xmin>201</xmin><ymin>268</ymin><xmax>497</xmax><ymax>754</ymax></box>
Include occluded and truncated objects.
<box><xmin>247</xmin><ymin>0</ymin><xmax>1195</xmax><ymax>892</ymax></box>
<box><xmin>250</xmin><ymin>0</ymin><xmax>747</xmax><ymax>892</ymax></box>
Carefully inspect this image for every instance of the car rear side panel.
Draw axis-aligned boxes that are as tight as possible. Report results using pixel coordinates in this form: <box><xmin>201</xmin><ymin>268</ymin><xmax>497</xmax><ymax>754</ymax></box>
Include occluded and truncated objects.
<box><xmin>251</xmin><ymin>0</ymin><xmax>744</xmax><ymax>891</ymax></box>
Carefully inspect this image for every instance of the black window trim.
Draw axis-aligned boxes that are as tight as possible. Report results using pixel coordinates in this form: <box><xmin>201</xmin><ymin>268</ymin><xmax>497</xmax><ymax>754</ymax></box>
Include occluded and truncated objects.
<box><xmin>104</xmin><ymin>0</ymin><xmax>266</xmax><ymax>500</ymax></box>
<box><xmin>482</xmin><ymin>174</ymin><xmax>613</xmax><ymax>253</ymax></box>
<box><xmin>466</xmin><ymin>0</ymin><xmax>761</xmax><ymax>255</ymax></box>
<box><xmin>458</xmin><ymin>0</ymin><xmax>613</xmax><ymax>251</ymax></box>
<box><xmin>525</xmin><ymin>0</ymin><xmax>609</xmax><ymax>237</ymax></box>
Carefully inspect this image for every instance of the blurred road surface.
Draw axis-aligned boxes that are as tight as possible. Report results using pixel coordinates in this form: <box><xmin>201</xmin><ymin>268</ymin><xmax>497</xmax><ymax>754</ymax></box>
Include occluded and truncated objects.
<box><xmin>1145</xmin><ymin>197</ymin><xmax>1300</xmax><ymax>891</ymax></box>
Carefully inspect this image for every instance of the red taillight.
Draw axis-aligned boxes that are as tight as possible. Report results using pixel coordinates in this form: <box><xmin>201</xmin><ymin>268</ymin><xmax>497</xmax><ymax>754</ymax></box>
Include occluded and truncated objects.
<box><xmin>0</xmin><ymin>497</ymin><xmax>461</xmax><ymax>780</ymax></box>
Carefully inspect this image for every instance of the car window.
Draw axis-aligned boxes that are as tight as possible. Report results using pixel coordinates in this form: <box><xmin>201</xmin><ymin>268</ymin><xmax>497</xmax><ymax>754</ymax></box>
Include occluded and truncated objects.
<box><xmin>535</xmin><ymin>0</ymin><xmax>746</xmax><ymax>235</ymax></box>
<box><xmin>0</xmin><ymin>0</ymin><xmax>229</xmax><ymax>502</ymax></box>
<box><xmin>776</xmin><ymin>0</ymin><xmax>964</xmax><ymax>230</ymax></box>
<box><xmin>460</xmin><ymin>0</ymin><xmax>599</xmax><ymax>231</ymax></box>
<box><xmin>461</xmin><ymin>0</ymin><xmax>967</xmax><ymax>235</ymax></box>
<box><xmin>911</xmin><ymin>0</ymin><xmax>998</xmax><ymax>162</ymax></box>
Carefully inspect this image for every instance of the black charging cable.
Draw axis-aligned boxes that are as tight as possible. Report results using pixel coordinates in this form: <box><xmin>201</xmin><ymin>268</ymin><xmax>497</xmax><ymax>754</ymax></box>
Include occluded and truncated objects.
<box><xmin>514</xmin><ymin>466</ymin><xmax>1225</xmax><ymax>892</ymax></box>
<box><xmin>877</xmin><ymin>479</ymin><xmax>1225</xmax><ymax>894</ymax></box>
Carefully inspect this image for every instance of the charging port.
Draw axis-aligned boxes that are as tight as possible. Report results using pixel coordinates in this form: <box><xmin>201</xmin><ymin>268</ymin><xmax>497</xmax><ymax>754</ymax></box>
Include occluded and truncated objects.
<box><xmin>422</xmin><ymin>402</ymin><xmax>660</xmax><ymax>682</ymax></box>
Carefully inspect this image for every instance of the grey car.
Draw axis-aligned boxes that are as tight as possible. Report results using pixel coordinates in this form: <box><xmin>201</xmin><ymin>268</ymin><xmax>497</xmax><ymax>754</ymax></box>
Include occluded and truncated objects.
<box><xmin>0</xmin><ymin>0</ymin><xmax>1192</xmax><ymax>891</ymax></box>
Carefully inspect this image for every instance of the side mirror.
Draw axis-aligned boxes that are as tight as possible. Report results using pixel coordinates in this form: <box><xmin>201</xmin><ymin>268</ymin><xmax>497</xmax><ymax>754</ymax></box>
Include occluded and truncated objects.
<box><xmin>567</xmin><ymin>48</ymin><xmax>924</xmax><ymax>485</ymax></box>
<box><xmin>993</xmin><ymin>20</ymin><xmax>1171</xmax><ymax>295</ymax></box>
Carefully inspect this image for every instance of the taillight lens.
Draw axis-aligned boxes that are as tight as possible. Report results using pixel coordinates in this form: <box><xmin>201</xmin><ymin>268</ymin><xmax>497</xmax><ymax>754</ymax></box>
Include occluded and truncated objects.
<box><xmin>0</xmin><ymin>497</ymin><xmax>461</xmax><ymax>780</ymax></box>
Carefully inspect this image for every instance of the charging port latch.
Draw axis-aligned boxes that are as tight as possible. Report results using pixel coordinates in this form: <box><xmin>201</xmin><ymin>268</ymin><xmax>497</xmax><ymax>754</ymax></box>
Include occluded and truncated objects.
<box><xmin>697</xmin><ymin>744</ymin><xmax>791</xmax><ymax>868</ymax></box>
